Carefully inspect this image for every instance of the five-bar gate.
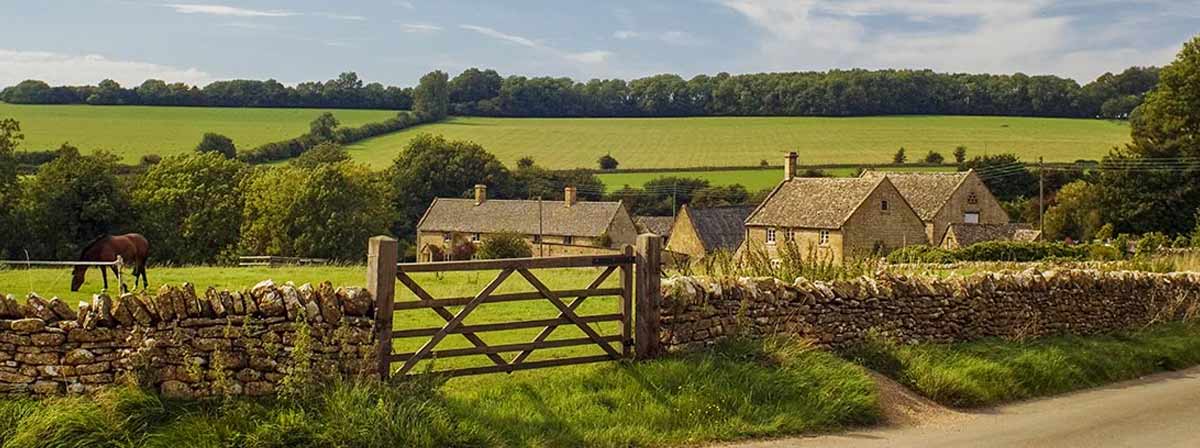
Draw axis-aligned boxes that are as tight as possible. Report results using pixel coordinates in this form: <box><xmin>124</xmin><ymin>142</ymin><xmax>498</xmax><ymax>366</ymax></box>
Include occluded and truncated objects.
<box><xmin>369</xmin><ymin>236</ymin><xmax>661</xmax><ymax>379</ymax></box>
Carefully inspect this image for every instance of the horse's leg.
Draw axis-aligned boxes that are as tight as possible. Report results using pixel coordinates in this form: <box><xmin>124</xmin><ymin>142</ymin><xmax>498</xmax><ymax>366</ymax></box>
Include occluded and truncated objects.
<box><xmin>101</xmin><ymin>266</ymin><xmax>109</xmax><ymax>290</ymax></box>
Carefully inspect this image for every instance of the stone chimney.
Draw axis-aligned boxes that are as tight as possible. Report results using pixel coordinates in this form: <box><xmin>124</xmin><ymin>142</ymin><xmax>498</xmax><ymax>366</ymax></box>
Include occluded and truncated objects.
<box><xmin>474</xmin><ymin>184</ymin><xmax>487</xmax><ymax>205</ymax></box>
<box><xmin>784</xmin><ymin>152</ymin><xmax>798</xmax><ymax>181</ymax></box>
<box><xmin>564</xmin><ymin>186</ymin><xmax>577</xmax><ymax>207</ymax></box>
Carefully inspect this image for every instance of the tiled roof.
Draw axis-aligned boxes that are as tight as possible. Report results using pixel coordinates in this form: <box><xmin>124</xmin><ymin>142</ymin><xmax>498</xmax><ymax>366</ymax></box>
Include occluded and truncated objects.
<box><xmin>944</xmin><ymin>223</ymin><xmax>1037</xmax><ymax>247</ymax></box>
<box><xmin>417</xmin><ymin>198</ymin><xmax>624</xmax><ymax>237</ymax></box>
<box><xmin>636</xmin><ymin>216</ymin><xmax>675</xmax><ymax>237</ymax></box>
<box><xmin>860</xmin><ymin>170</ymin><xmax>970</xmax><ymax>221</ymax></box>
<box><xmin>688</xmin><ymin>205</ymin><xmax>756</xmax><ymax>252</ymax></box>
<box><xmin>746</xmin><ymin>177</ymin><xmax>885</xmax><ymax>229</ymax></box>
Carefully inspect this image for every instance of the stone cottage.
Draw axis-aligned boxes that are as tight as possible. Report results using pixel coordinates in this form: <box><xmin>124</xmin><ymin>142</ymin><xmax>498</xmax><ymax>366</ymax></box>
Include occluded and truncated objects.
<box><xmin>743</xmin><ymin>153</ymin><xmax>927</xmax><ymax>264</ymax></box>
<box><xmin>665</xmin><ymin>204</ymin><xmax>756</xmax><ymax>260</ymax></box>
<box><xmin>859</xmin><ymin>169</ymin><xmax>1009</xmax><ymax>245</ymax></box>
<box><xmin>415</xmin><ymin>185</ymin><xmax>637</xmax><ymax>261</ymax></box>
<box><xmin>635</xmin><ymin>216</ymin><xmax>675</xmax><ymax>246</ymax></box>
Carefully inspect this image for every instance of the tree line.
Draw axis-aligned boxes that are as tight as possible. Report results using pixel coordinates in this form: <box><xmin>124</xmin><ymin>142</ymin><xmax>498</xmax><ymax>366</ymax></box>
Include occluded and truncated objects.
<box><xmin>4</xmin><ymin>66</ymin><xmax>1158</xmax><ymax>119</ymax></box>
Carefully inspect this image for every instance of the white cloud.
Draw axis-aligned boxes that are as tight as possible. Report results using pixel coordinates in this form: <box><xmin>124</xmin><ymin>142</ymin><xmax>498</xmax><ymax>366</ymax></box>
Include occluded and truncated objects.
<box><xmin>0</xmin><ymin>49</ymin><xmax>214</xmax><ymax>86</ymax></box>
<box><xmin>394</xmin><ymin>1</ymin><xmax>415</xmax><ymax>10</ymax></box>
<box><xmin>460</xmin><ymin>25</ymin><xmax>538</xmax><ymax>48</ymax></box>
<box><xmin>719</xmin><ymin>0</ymin><xmax>1181</xmax><ymax>81</ymax></box>
<box><xmin>614</xmin><ymin>29</ymin><xmax>702</xmax><ymax>46</ymax></box>
<box><xmin>461</xmin><ymin>24</ymin><xmax>613</xmax><ymax>66</ymax></box>
<box><xmin>398</xmin><ymin>23</ymin><xmax>442</xmax><ymax>33</ymax></box>
<box><xmin>614</xmin><ymin>30</ymin><xmax>640</xmax><ymax>40</ymax></box>
<box><xmin>314</xmin><ymin>13</ymin><xmax>367</xmax><ymax>21</ymax></box>
<box><xmin>164</xmin><ymin>3</ymin><xmax>296</xmax><ymax>17</ymax></box>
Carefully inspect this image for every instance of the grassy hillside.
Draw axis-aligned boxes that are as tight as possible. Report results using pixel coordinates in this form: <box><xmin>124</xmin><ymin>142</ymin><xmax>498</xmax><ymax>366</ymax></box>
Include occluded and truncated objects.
<box><xmin>597</xmin><ymin>165</ymin><xmax>957</xmax><ymax>191</ymax></box>
<box><xmin>349</xmin><ymin>115</ymin><xmax>1130</xmax><ymax>169</ymax></box>
<box><xmin>0</xmin><ymin>103</ymin><xmax>396</xmax><ymax>163</ymax></box>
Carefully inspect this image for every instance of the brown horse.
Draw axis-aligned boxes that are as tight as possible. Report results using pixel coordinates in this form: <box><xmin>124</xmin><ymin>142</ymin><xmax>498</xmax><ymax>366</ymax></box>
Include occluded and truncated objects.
<box><xmin>71</xmin><ymin>234</ymin><xmax>150</xmax><ymax>293</ymax></box>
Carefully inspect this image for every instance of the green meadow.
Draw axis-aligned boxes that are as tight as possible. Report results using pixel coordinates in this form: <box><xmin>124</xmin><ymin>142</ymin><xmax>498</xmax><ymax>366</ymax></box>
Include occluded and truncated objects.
<box><xmin>597</xmin><ymin>165</ymin><xmax>958</xmax><ymax>191</ymax></box>
<box><xmin>0</xmin><ymin>103</ymin><xmax>396</xmax><ymax>163</ymax></box>
<box><xmin>349</xmin><ymin>115</ymin><xmax>1130</xmax><ymax>169</ymax></box>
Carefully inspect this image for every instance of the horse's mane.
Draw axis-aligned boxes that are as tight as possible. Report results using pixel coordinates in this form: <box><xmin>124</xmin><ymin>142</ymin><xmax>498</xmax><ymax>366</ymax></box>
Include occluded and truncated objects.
<box><xmin>79</xmin><ymin>234</ymin><xmax>111</xmax><ymax>259</ymax></box>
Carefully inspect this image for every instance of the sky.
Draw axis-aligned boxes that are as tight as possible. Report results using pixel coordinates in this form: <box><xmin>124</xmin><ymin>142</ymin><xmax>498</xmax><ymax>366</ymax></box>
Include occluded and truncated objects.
<box><xmin>1</xmin><ymin>0</ymin><xmax>1197</xmax><ymax>88</ymax></box>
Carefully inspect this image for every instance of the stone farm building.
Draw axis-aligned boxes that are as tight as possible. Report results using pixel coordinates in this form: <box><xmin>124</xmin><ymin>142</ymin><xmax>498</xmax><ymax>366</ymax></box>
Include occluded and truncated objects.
<box><xmin>415</xmin><ymin>185</ymin><xmax>638</xmax><ymax>261</ymax></box>
<box><xmin>635</xmin><ymin>215</ymin><xmax>675</xmax><ymax>245</ymax></box>
<box><xmin>941</xmin><ymin>223</ymin><xmax>1042</xmax><ymax>249</ymax></box>
<box><xmin>859</xmin><ymin>169</ymin><xmax>1008</xmax><ymax>245</ymax></box>
<box><xmin>744</xmin><ymin>154</ymin><xmax>928</xmax><ymax>264</ymax></box>
<box><xmin>666</xmin><ymin>204</ymin><xmax>756</xmax><ymax>260</ymax></box>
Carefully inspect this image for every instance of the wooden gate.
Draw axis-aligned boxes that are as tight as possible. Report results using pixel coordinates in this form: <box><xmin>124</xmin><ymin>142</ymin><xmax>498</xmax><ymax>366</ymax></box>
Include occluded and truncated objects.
<box><xmin>368</xmin><ymin>236</ymin><xmax>660</xmax><ymax>379</ymax></box>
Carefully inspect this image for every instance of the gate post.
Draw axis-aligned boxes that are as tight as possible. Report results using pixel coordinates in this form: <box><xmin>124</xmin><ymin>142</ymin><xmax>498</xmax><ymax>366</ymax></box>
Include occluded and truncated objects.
<box><xmin>635</xmin><ymin>234</ymin><xmax>662</xmax><ymax>360</ymax></box>
<box><xmin>367</xmin><ymin>236</ymin><xmax>398</xmax><ymax>380</ymax></box>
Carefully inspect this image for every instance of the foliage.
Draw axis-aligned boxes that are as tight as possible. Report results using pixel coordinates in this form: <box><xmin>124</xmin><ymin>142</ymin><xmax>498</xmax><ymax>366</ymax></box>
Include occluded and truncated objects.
<box><xmin>413</xmin><ymin>70</ymin><xmax>450</xmax><ymax>120</ymax></box>
<box><xmin>886</xmin><ymin>241</ymin><xmax>1090</xmax><ymax>263</ymax></box>
<box><xmin>606</xmin><ymin>176</ymin><xmax>720</xmax><ymax>216</ymax></box>
<box><xmin>961</xmin><ymin>153</ymin><xmax>1038</xmax><ymax>202</ymax></box>
<box><xmin>690</xmin><ymin>184</ymin><xmax>750</xmax><ymax>208</ymax></box>
<box><xmin>1094</xmin><ymin>36</ymin><xmax>1200</xmax><ymax>237</ymax></box>
<box><xmin>288</xmin><ymin>143</ymin><xmax>350</xmax><ymax>169</ymax></box>
<box><xmin>385</xmin><ymin>134</ymin><xmax>516</xmax><ymax>239</ymax></box>
<box><xmin>953</xmin><ymin>145</ymin><xmax>967</xmax><ymax>165</ymax></box>
<box><xmin>701</xmin><ymin>242</ymin><xmax>874</xmax><ymax>282</ymax></box>
<box><xmin>308</xmin><ymin>113</ymin><xmax>339</xmax><ymax>142</ymax></box>
<box><xmin>844</xmin><ymin>321</ymin><xmax>1200</xmax><ymax>407</ymax></box>
<box><xmin>239</xmin><ymin>161</ymin><xmax>392</xmax><ymax>260</ymax></box>
<box><xmin>922</xmin><ymin>150</ymin><xmax>944</xmax><ymax>164</ymax></box>
<box><xmin>892</xmin><ymin>147</ymin><xmax>906</xmax><ymax>164</ymax></box>
<box><xmin>16</xmin><ymin>145</ymin><xmax>131</xmax><ymax>260</ymax></box>
<box><xmin>512</xmin><ymin>163</ymin><xmax>604</xmax><ymax>202</ymax></box>
<box><xmin>1135</xmin><ymin>232</ymin><xmax>1169</xmax><ymax>256</ymax></box>
<box><xmin>476</xmin><ymin>232</ymin><xmax>532</xmax><ymax>259</ymax></box>
<box><xmin>0</xmin><ymin>72</ymin><xmax>412</xmax><ymax>109</ymax></box>
<box><xmin>1095</xmin><ymin>223</ymin><xmax>1115</xmax><ymax>241</ymax></box>
<box><xmin>0</xmin><ymin>117</ymin><xmax>20</xmax><ymax>258</ymax></box>
<box><xmin>131</xmin><ymin>153</ymin><xmax>247</xmax><ymax>264</ymax></box>
<box><xmin>195</xmin><ymin>132</ymin><xmax>236</xmax><ymax>159</ymax></box>
<box><xmin>597</xmin><ymin>153</ymin><xmax>619</xmax><ymax>170</ymax></box>
<box><xmin>239</xmin><ymin>111</ymin><xmax>428</xmax><ymax>164</ymax></box>
<box><xmin>1043</xmin><ymin>180</ymin><xmax>1104</xmax><ymax>241</ymax></box>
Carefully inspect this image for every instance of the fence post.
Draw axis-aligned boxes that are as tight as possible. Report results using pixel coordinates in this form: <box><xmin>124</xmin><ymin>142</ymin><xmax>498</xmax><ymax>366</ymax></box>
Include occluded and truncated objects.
<box><xmin>367</xmin><ymin>236</ymin><xmax>398</xmax><ymax>380</ymax></box>
<box><xmin>620</xmin><ymin>245</ymin><xmax>634</xmax><ymax>358</ymax></box>
<box><xmin>635</xmin><ymin>234</ymin><xmax>662</xmax><ymax>360</ymax></box>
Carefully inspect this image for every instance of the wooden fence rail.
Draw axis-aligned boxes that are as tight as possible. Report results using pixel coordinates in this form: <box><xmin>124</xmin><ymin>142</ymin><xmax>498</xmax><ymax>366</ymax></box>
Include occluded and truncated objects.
<box><xmin>368</xmin><ymin>234</ymin><xmax>661</xmax><ymax>380</ymax></box>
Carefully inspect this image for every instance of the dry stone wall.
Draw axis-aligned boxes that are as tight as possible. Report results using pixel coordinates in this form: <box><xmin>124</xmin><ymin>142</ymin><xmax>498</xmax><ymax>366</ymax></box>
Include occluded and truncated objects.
<box><xmin>0</xmin><ymin>280</ymin><xmax>376</xmax><ymax>398</ymax></box>
<box><xmin>659</xmin><ymin>269</ymin><xmax>1200</xmax><ymax>351</ymax></box>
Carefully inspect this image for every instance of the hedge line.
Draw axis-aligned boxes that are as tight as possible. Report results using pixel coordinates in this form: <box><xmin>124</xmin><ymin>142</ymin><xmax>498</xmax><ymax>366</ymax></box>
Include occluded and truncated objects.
<box><xmin>887</xmin><ymin>241</ymin><xmax>1092</xmax><ymax>264</ymax></box>
<box><xmin>237</xmin><ymin>110</ymin><xmax>433</xmax><ymax>164</ymax></box>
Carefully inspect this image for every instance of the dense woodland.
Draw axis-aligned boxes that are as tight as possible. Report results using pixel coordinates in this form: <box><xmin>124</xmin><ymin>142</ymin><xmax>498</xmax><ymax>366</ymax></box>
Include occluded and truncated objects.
<box><xmin>2</xmin><ymin>66</ymin><xmax>1159</xmax><ymax>119</ymax></box>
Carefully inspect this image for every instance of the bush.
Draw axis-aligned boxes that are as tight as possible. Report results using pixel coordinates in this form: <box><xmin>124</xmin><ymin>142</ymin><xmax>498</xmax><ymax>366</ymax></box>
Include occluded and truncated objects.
<box><xmin>886</xmin><ymin>245</ymin><xmax>956</xmax><ymax>264</ymax></box>
<box><xmin>598</xmin><ymin>154</ymin><xmax>619</xmax><ymax>170</ymax></box>
<box><xmin>195</xmin><ymin>132</ymin><xmax>236</xmax><ymax>159</ymax></box>
<box><xmin>476</xmin><ymin>231</ymin><xmax>532</xmax><ymax>259</ymax></box>
<box><xmin>1136</xmin><ymin>232</ymin><xmax>1169</xmax><ymax>256</ymax></box>
<box><xmin>955</xmin><ymin>241</ymin><xmax>1087</xmax><ymax>262</ymax></box>
<box><xmin>922</xmin><ymin>150</ymin><xmax>944</xmax><ymax>164</ymax></box>
<box><xmin>892</xmin><ymin>147</ymin><xmax>906</xmax><ymax>164</ymax></box>
<box><xmin>239</xmin><ymin>111</ymin><xmax>429</xmax><ymax>164</ymax></box>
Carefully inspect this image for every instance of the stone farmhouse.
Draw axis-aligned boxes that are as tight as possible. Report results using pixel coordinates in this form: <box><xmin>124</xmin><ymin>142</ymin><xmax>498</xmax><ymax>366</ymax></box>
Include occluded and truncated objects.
<box><xmin>743</xmin><ymin>153</ymin><xmax>928</xmax><ymax>264</ymax></box>
<box><xmin>635</xmin><ymin>216</ymin><xmax>675</xmax><ymax>246</ymax></box>
<box><xmin>665</xmin><ymin>204</ymin><xmax>756</xmax><ymax>260</ymax></box>
<box><xmin>941</xmin><ymin>223</ymin><xmax>1042</xmax><ymax>249</ymax></box>
<box><xmin>415</xmin><ymin>185</ymin><xmax>637</xmax><ymax>261</ymax></box>
<box><xmin>859</xmin><ymin>169</ymin><xmax>1009</xmax><ymax>245</ymax></box>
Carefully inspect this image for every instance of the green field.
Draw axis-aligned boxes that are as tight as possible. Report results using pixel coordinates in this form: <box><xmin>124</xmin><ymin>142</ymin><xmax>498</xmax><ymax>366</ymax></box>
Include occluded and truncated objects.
<box><xmin>0</xmin><ymin>103</ymin><xmax>396</xmax><ymax>163</ymax></box>
<box><xmin>597</xmin><ymin>165</ymin><xmax>957</xmax><ymax>191</ymax></box>
<box><xmin>349</xmin><ymin>115</ymin><xmax>1130</xmax><ymax>169</ymax></box>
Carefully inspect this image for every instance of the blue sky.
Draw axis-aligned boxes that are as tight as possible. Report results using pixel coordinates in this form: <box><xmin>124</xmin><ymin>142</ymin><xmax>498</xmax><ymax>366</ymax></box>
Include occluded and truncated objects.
<box><xmin>1</xmin><ymin>0</ymin><xmax>1197</xmax><ymax>87</ymax></box>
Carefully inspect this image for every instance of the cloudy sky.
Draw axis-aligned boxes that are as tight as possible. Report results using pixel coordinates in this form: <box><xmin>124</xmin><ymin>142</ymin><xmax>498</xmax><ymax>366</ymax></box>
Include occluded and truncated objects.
<box><xmin>2</xmin><ymin>0</ymin><xmax>1197</xmax><ymax>87</ymax></box>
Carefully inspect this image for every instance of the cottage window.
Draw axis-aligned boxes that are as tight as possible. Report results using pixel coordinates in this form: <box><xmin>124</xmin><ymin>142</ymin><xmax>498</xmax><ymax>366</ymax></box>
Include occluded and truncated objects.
<box><xmin>818</xmin><ymin>230</ymin><xmax>830</xmax><ymax>245</ymax></box>
<box><xmin>785</xmin><ymin>229</ymin><xmax>795</xmax><ymax>242</ymax></box>
<box><xmin>967</xmin><ymin>192</ymin><xmax>979</xmax><ymax>205</ymax></box>
<box><xmin>443</xmin><ymin>233</ymin><xmax>452</xmax><ymax>243</ymax></box>
<box><xmin>564</xmin><ymin>236</ymin><xmax>574</xmax><ymax>245</ymax></box>
<box><xmin>881</xmin><ymin>200</ymin><xmax>889</xmax><ymax>211</ymax></box>
<box><xmin>471</xmin><ymin>233</ymin><xmax>481</xmax><ymax>242</ymax></box>
<box><xmin>766</xmin><ymin>228</ymin><xmax>777</xmax><ymax>244</ymax></box>
<box><xmin>964</xmin><ymin>212</ymin><xmax>980</xmax><ymax>224</ymax></box>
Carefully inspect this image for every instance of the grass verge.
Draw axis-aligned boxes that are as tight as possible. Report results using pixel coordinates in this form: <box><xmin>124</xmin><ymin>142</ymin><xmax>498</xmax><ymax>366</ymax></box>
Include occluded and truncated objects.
<box><xmin>0</xmin><ymin>337</ymin><xmax>877</xmax><ymax>448</ymax></box>
<box><xmin>844</xmin><ymin>321</ymin><xmax>1200</xmax><ymax>407</ymax></box>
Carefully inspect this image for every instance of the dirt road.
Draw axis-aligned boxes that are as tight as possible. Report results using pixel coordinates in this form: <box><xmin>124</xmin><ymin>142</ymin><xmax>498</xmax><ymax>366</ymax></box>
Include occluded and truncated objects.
<box><xmin>734</xmin><ymin>367</ymin><xmax>1200</xmax><ymax>448</ymax></box>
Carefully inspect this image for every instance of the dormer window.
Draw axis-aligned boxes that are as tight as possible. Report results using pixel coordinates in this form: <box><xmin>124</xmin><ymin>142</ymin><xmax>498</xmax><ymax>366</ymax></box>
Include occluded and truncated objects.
<box><xmin>967</xmin><ymin>192</ymin><xmax>979</xmax><ymax>205</ymax></box>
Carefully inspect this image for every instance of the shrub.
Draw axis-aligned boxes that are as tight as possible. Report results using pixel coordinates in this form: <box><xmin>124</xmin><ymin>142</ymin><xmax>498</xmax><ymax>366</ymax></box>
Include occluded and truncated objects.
<box><xmin>892</xmin><ymin>147</ymin><xmax>906</xmax><ymax>164</ymax></box>
<box><xmin>598</xmin><ymin>154</ymin><xmax>619</xmax><ymax>170</ymax></box>
<box><xmin>886</xmin><ymin>245</ymin><xmax>956</xmax><ymax>264</ymax></box>
<box><xmin>1173</xmin><ymin>235</ymin><xmax>1191</xmax><ymax>248</ymax></box>
<box><xmin>476</xmin><ymin>231</ymin><xmax>532</xmax><ymax>259</ymax></box>
<box><xmin>1136</xmin><ymin>232</ymin><xmax>1169</xmax><ymax>256</ymax></box>
<box><xmin>195</xmin><ymin>132</ymin><xmax>236</xmax><ymax>159</ymax></box>
<box><xmin>1094</xmin><ymin>223</ymin><xmax>1115</xmax><ymax>242</ymax></box>
<box><xmin>1087</xmin><ymin>244</ymin><xmax>1123</xmax><ymax>261</ymax></box>
<box><xmin>923</xmin><ymin>150</ymin><xmax>944</xmax><ymax>164</ymax></box>
<box><xmin>955</xmin><ymin>241</ymin><xmax>1087</xmax><ymax>262</ymax></box>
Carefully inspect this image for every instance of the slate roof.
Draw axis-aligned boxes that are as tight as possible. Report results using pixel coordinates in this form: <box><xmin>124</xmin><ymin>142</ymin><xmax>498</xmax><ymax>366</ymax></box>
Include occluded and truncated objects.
<box><xmin>417</xmin><ymin>198</ymin><xmax>625</xmax><ymax>237</ymax></box>
<box><xmin>746</xmin><ymin>177</ymin><xmax>887</xmax><ymax>229</ymax></box>
<box><xmin>860</xmin><ymin>170</ymin><xmax>971</xmax><ymax>221</ymax></box>
<box><xmin>686</xmin><ymin>205</ymin><xmax>756</xmax><ymax>252</ymax></box>
<box><xmin>636</xmin><ymin>216</ymin><xmax>675</xmax><ymax>237</ymax></box>
<box><xmin>944</xmin><ymin>223</ymin><xmax>1039</xmax><ymax>247</ymax></box>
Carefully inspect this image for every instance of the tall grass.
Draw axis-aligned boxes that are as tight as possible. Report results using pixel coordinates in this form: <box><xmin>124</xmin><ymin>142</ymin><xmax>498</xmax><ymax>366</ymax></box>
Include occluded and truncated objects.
<box><xmin>693</xmin><ymin>242</ymin><xmax>878</xmax><ymax>282</ymax></box>
<box><xmin>844</xmin><ymin>321</ymin><xmax>1200</xmax><ymax>407</ymax></box>
<box><xmin>0</xmin><ymin>338</ymin><xmax>878</xmax><ymax>448</ymax></box>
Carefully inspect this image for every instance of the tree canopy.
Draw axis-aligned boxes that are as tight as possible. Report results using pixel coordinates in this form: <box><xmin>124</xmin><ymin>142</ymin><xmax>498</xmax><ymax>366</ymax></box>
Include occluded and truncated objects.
<box><xmin>132</xmin><ymin>153</ymin><xmax>247</xmax><ymax>263</ymax></box>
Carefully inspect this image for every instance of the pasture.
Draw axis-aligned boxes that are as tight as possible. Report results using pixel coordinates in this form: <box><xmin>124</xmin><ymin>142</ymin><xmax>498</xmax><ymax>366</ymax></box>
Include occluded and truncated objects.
<box><xmin>597</xmin><ymin>165</ymin><xmax>957</xmax><ymax>191</ymax></box>
<box><xmin>349</xmin><ymin>115</ymin><xmax>1130</xmax><ymax>169</ymax></box>
<box><xmin>0</xmin><ymin>103</ymin><xmax>396</xmax><ymax>163</ymax></box>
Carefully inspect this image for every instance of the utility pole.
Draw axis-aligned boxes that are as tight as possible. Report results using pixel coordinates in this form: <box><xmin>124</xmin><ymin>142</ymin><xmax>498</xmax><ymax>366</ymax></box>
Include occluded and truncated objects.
<box><xmin>1038</xmin><ymin>157</ymin><xmax>1045</xmax><ymax>235</ymax></box>
<box><xmin>671</xmin><ymin>180</ymin><xmax>677</xmax><ymax>220</ymax></box>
